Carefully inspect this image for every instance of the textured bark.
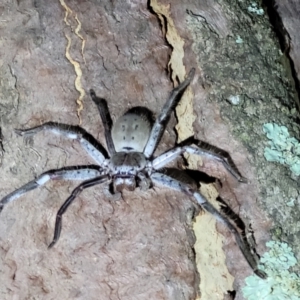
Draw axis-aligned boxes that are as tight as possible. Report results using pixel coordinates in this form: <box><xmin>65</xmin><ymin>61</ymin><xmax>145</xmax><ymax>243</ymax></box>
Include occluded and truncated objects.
<box><xmin>0</xmin><ymin>1</ymin><xmax>197</xmax><ymax>299</ymax></box>
<box><xmin>0</xmin><ymin>1</ymin><xmax>299</xmax><ymax>300</ymax></box>
<box><xmin>273</xmin><ymin>0</ymin><xmax>300</xmax><ymax>110</ymax></box>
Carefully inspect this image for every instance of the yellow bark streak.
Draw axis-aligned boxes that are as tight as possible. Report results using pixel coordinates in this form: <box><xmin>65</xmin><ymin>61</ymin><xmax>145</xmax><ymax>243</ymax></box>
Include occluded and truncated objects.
<box><xmin>150</xmin><ymin>1</ymin><xmax>234</xmax><ymax>299</ymax></box>
<box><xmin>59</xmin><ymin>0</ymin><xmax>86</xmax><ymax>124</ymax></box>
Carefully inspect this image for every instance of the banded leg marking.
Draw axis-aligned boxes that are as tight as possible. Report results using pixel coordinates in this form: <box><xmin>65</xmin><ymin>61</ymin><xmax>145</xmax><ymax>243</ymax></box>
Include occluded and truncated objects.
<box><xmin>0</xmin><ymin>167</ymin><xmax>104</xmax><ymax>213</ymax></box>
<box><xmin>15</xmin><ymin>122</ymin><xmax>107</xmax><ymax>165</ymax></box>
<box><xmin>150</xmin><ymin>172</ymin><xmax>266</xmax><ymax>278</ymax></box>
<box><xmin>48</xmin><ymin>175</ymin><xmax>109</xmax><ymax>248</ymax></box>
<box><xmin>152</xmin><ymin>139</ymin><xmax>247</xmax><ymax>182</ymax></box>
<box><xmin>144</xmin><ymin>68</ymin><xmax>195</xmax><ymax>158</ymax></box>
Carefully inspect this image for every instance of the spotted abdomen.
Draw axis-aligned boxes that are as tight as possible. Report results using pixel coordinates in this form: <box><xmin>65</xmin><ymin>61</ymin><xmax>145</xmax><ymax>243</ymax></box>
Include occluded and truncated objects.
<box><xmin>112</xmin><ymin>108</ymin><xmax>153</xmax><ymax>152</ymax></box>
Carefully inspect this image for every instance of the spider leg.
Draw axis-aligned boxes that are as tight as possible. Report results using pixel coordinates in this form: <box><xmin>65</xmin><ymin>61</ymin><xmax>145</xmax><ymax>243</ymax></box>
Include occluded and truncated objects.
<box><xmin>159</xmin><ymin>168</ymin><xmax>198</xmax><ymax>189</ymax></box>
<box><xmin>48</xmin><ymin>175</ymin><xmax>109</xmax><ymax>248</ymax></box>
<box><xmin>137</xmin><ymin>172</ymin><xmax>152</xmax><ymax>191</ymax></box>
<box><xmin>150</xmin><ymin>172</ymin><xmax>267</xmax><ymax>279</ymax></box>
<box><xmin>144</xmin><ymin>68</ymin><xmax>195</xmax><ymax>158</ymax></box>
<box><xmin>152</xmin><ymin>137</ymin><xmax>247</xmax><ymax>182</ymax></box>
<box><xmin>15</xmin><ymin>122</ymin><xmax>108</xmax><ymax>165</ymax></box>
<box><xmin>0</xmin><ymin>166</ymin><xmax>105</xmax><ymax>213</ymax></box>
<box><xmin>90</xmin><ymin>90</ymin><xmax>116</xmax><ymax>155</ymax></box>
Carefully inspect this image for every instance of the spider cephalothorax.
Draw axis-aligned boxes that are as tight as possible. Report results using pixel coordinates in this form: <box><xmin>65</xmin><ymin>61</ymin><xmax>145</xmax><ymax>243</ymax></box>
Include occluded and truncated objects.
<box><xmin>0</xmin><ymin>68</ymin><xmax>266</xmax><ymax>278</ymax></box>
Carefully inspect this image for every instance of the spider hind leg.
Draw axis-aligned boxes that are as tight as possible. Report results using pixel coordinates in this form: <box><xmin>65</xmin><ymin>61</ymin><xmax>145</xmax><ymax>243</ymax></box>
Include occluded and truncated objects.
<box><xmin>152</xmin><ymin>137</ymin><xmax>247</xmax><ymax>183</ymax></box>
<box><xmin>150</xmin><ymin>171</ymin><xmax>266</xmax><ymax>278</ymax></box>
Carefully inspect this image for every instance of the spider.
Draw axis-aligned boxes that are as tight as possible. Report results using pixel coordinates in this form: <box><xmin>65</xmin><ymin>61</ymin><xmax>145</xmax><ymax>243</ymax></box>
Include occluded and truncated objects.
<box><xmin>0</xmin><ymin>68</ymin><xmax>266</xmax><ymax>278</ymax></box>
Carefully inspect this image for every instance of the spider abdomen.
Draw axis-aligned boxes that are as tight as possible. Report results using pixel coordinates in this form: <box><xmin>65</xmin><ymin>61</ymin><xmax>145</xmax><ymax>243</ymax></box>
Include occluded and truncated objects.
<box><xmin>112</xmin><ymin>112</ymin><xmax>151</xmax><ymax>152</ymax></box>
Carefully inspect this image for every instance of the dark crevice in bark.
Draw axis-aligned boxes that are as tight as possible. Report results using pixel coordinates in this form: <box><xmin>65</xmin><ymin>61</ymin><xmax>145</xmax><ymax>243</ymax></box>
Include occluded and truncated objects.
<box><xmin>262</xmin><ymin>0</ymin><xmax>300</xmax><ymax>112</ymax></box>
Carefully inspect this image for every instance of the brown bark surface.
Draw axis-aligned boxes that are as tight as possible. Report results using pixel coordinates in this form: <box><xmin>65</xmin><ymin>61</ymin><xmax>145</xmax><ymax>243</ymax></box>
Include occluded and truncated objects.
<box><xmin>0</xmin><ymin>1</ymin><xmax>197</xmax><ymax>299</ymax></box>
<box><xmin>0</xmin><ymin>1</ymin><xmax>299</xmax><ymax>300</ymax></box>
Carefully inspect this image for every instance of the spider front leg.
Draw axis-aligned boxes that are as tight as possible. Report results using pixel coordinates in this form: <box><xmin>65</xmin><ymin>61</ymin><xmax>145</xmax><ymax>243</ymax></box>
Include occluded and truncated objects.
<box><xmin>48</xmin><ymin>175</ymin><xmax>108</xmax><ymax>248</ymax></box>
<box><xmin>144</xmin><ymin>68</ymin><xmax>195</xmax><ymax>158</ymax></box>
<box><xmin>150</xmin><ymin>172</ymin><xmax>267</xmax><ymax>278</ymax></box>
<box><xmin>15</xmin><ymin>122</ymin><xmax>108</xmax><ymax>165</ymax></box>
<box><xmin>152</xmin><ymin>137</ymin><xmax>247</xmax><ymax>182</ymax></box>
<box><xmin>0</xmin><ymin>166</ymin><xmax>105</xmax><ymax>213</ymax></box>
<box><xmin>90</xmin><ymin>90</ymin><xmax>116</xmax><ymax>155</ymax></box>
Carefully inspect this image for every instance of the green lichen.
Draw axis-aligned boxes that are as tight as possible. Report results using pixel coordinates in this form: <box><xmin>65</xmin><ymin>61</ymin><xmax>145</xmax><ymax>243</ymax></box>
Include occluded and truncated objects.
<box><xmin>263</xmin><ymin>123</ymin><xmax>300</xmax><ymax>176</ymax></box>
<box><xmin>247</xmin><ymin>2</ymin><xmax>264</xmax><ymax>15</ymax></box>
<box><xmin>242</xmin><ymin>241</ymin><xmax>300</xmax><ymax>300</ymax></box>
<box><xmin>235</xmin><ymin>35</ymin><xmax>243</xmax><ymax>44</ymax></box>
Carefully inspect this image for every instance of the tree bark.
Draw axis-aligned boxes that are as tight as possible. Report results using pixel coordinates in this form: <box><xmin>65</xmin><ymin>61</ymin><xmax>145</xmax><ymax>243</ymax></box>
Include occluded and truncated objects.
<box><xmin>0</xmin><ymin>1</ymin><xmax>298</xmax><ymax>300</ymax></box>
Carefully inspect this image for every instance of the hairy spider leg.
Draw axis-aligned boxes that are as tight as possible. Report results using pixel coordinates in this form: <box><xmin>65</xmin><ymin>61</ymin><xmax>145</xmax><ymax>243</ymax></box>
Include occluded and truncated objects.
<box><xmin>48</xmin><ymin>175</ymin><xmax>109</xmax><ymax>248</ymax></box>
<box><xmin>136</xmin><ymin>172</ymin><xmax>152</xmax><ymax>191</ymax></box>
<box><xmin>0</xmin><ymin>167</ymin><xmax>104</xmax><ymax>213</ymax></box>
<box><xmin>15</xmin><ymin>122</ymin><xmax>108</xmax><ymax>165</ymax></box>
<box><xmin>90</xmin><ymin>90</ymin><xmax>116</xmax><ymax>155</ymax></box>
<box><xmin>152</xmin><ymin>137</ymin><xmax>247</xmax><ymax>182</ymax></box>
<box><xmin>144</xmin><ymin>68</ymin><xmax>196</xmax><ymax>158</ymax></box>
<box><xmin>150</xmin><ymin>172</ymin><xmax>267</xmax><ymax>279</ymax></box>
